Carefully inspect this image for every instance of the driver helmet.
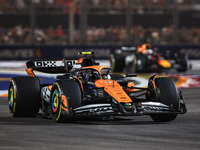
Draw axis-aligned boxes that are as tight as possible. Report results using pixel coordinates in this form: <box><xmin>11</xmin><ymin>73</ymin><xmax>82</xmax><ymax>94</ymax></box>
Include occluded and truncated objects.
<box><xmin>102</xmin><ymin>75</ymin><xmax>107</xmax><ymax>80</ymax></box>
<box><xmin>78</xmin><ymin>76</ymin><xmax>82</xmax><ymax>80</ymax></box>
<box><xmin>92</xmin><ymin>72</ymin><xmax>100</xmax><ymax>80</ymax></box>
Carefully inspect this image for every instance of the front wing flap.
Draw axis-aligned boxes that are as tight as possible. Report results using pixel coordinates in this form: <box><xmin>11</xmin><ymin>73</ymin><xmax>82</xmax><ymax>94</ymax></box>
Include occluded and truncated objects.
<box><xmin>71</xmin><ymin>100</ymin><xmax>186</xmax><ymax>117</ymax></box>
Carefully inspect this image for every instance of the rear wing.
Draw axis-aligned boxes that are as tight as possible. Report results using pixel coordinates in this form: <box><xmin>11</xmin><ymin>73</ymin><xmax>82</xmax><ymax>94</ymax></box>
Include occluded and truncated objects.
<box><xmin>121</xmin><ymin>46</ymin><xmax>137</xmax><ymax>52</ymax></box>
<box><xmin>26</xmin><ymin>52</ymin><xmax>98</xmax><ymax>73</ymax></box>
<box><xmin>26</xmin><ymin>58</ymin><xmax>98</xmax><ymax>73</ymax></box>
<box><xmin>26</xmin><ymin>60</ymin><xmax>77</xmax><ymax>73</ymax></box>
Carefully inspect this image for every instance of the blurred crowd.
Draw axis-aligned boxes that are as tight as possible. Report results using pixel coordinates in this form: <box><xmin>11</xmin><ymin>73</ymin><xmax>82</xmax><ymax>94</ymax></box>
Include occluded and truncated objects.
<box><xmin>0</xmin><ymin>25</ymin><xmax>67</xmax><ymax>45</ymax></box>
<box><xmin>0</xmin><ymin>0</ymin><xmax>199</xmax><ymax>45</ymax></box>
<box><xmin>0</xmin><ymin>0</ymin><xmax>195</xmax><ymax>14</ymax></box>
<box><xmin>1</xmin><ymin>25</ymin><xmax>200</xmax><ymax>45</ymax></box>
<box><xmin>0</xmin><ymin>0</ymin><xmax>79</xmax><ymax>14</ymax></box>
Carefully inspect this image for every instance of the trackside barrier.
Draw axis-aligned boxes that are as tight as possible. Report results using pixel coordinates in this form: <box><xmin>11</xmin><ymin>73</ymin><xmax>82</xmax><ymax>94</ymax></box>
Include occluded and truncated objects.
<box><xmin>0</xmin><ymin>45</ymin><xmax>200</xmax><ymax>60</ymax></box>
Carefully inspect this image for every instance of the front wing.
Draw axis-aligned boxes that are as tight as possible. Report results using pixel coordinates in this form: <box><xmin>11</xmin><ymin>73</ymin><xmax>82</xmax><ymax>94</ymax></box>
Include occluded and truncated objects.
<box><xmin>70</xmin><ymin>100</ymin><xmax>187</xmax><ymax>117</ymax></box>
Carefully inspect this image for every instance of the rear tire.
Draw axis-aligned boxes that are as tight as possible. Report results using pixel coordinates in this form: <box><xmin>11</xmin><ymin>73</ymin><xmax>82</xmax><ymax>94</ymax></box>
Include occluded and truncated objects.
<box><xmin>134</xmin><ymin>53</ymin><xmax>146</xmax><ymax>72</ymax></box>
<box><xmin>150</xmin><ymin>77</ymin><xmax>179</xmax><ymax>122</ymax></box>
<box><xmin>50</xmin><ymin>80</ymin><xmax>82</xmax><ymax>123</ymax></box>
<box><xmin>8</xmin><ymin>76</ymin><xmax>40</xmax><ymax>117</ymax></box>
<box><xmin>131</xmin><ymin>54</ymin><xmax>137</xmax><ymax>73</ymax></box>
<box><xmin>110</xmin><ymin>54</ymin><xmax>125</xmax><ymax>72</ymax></box>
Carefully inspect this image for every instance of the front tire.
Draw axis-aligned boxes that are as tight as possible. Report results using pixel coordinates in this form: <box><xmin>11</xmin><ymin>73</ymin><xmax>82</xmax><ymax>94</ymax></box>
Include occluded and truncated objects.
<box><xmin>50</xmin><ymin>80</ymin><xmax>82</xmax><ymax>123</ymax></box>
<box><xmin>150</xmin><ymin>77</ymin><xmax>179</xmax><ymax>122</ymax></box>
<box><xmin>151</xmin><ymin>114</ymin><xmax>177</xmax><ymax>122</ymax></box>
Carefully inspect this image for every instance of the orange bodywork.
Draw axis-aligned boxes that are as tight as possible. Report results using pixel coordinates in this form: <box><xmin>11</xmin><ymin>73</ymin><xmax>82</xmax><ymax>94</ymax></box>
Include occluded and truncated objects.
<box><xmin>125</xmin><ymin>82</ymin><xmax>135</xmax><ymax>93</ymax></box>
<box><xmin>76</xmin><ymin>58</ymin><xmax>85</xmax><ymax>64</ymax></box>
<box><xmin>61</xmin><ymin>95</ymin><xmax>68</xmax><ymax>112</ymax></box>
<box><xmin>137</xmin><ymin>44</ymin><xmax>151</xmax><ymax>54</ymax></box>
<box><xmin>25</xmin><ymin>68</ymin><xmax>39</xmax><ymax>82</ymax></box>
<box><xmin>152</xmin><ymin>74</ymin><xmax>158</xmax><ymax>89</ymax></box>
<box><xmin>158</xmin><ymin>60</ymin><xmax>171</xmax><ymax>68</ymax></box>
<box><xmin>48</xmin><ymin>85</ymin><xmax>53</xmax><ymax>91</ymax></box>
<box><xmin>82</xmin><ymin>66</ymin><xmax>132</xmax><ymax>103</ymax></box>
<box><xmin>137</xmin><ymin>47</ymin><xmax>146</xmax><ymax>54</ymax></box>
<box><xmin>95</xmin><ymin>79</ymin><xmax>132</xmax><ymax>103</ymax></box>
<box><xmin>25</xmin><ymin>68</ymin><xmax>36</xmax><ymax>77</ymax></box>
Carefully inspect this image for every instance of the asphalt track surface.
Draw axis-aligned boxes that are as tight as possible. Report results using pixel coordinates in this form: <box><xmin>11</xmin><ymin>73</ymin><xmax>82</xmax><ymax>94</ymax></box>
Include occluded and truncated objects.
<box><xmin>0</xmin><ymin>60</ymin><xmax>200</xmax><ymax>150</ymax></box>
<box><xmin>0</xmin><ymin>87</ymin><xmax>199</xmax><ymax>150</ymax></box>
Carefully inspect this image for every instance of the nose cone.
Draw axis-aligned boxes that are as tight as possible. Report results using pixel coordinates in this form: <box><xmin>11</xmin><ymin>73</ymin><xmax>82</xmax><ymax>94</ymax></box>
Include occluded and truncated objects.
<box><xmin>158</xmin><ymin>60</ymin><xmax>171</xmax><ymax>68</ymax></box>
<box><xmin>95</xmin><ymin>79</ymin><xmax>132</xmax><ymax>103</ymax></box>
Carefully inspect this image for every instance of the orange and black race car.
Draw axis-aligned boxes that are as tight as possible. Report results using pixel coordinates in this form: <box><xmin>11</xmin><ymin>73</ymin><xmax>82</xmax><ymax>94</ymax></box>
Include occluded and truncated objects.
<box><xmin>110</xmin><ymin>44</ymin><xmax>189</xmax><ymax>73</ymax></box>
<box><xmin>8</xmin><ymin>52</ymin><xmax>186</xmax><ymax>123</ymax></box>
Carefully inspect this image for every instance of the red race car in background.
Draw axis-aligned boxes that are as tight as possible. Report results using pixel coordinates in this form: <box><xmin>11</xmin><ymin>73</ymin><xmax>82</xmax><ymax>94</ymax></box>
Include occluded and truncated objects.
<box><xmin>110</xmin><ymin>44</ymin><xmax>189</xmax><ymax>73</ymax></box>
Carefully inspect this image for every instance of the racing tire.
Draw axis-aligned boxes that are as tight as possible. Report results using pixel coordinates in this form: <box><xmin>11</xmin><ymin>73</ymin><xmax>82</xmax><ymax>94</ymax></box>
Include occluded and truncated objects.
<box><xmin>8</xmin><ymin>76</ymin><xmax>40</xmax><ymax>117</ymax></box>
<box><xmin>176</xmin><ymin>53</ymin><xmax>188</xmax><ymax>72</ymax></box>
<box><xmin>134</xmin><ymin>53</ymin><xmax>146</xmax><ymax>73</ymax></box>
<box><xmin>151</xmin><ymin>114</ymin><xmax>177</xmax><ymax>123</ymax></box>
<box><xmin>131</xmin><ymin>54</ymin><xmax>137</xmax><ymax>73</ymax></box>
<box><xmin>110</xmin><ymin>54</ymin><xmax>125</xmax><ymax>72</ymax></box>
<box><xmin>150</xmin><ymin>77</ymin><xmax>179</xmax><ymax>122</ymax></box>
<box><xmin>50</xmin><ymin>79</ymin><xmax>82</xmax><ymax>123</ymax></box>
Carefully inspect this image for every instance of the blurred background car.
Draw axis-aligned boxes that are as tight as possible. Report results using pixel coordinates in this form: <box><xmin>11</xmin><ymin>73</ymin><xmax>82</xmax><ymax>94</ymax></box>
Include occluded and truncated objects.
<box><xmin>110</xmin><ymin>44</ymin><xmax>189</xmax><ymax>73</ymax></box>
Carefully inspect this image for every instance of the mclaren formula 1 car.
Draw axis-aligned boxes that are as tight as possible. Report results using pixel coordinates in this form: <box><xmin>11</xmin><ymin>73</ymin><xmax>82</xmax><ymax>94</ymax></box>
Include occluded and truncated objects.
<box><xmin>8</xmin><ymin>52</ymin><xmax>186</xmax><ymax>123</ymax></box>
<box><xmin>110</xmin><ymin>44</ymin><xmax>188</xmax><ymax>73</ymax></box>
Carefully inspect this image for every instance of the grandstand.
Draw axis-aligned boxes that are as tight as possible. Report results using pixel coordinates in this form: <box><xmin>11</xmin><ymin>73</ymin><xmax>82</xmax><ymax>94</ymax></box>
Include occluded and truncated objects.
<box><xmin>0</xmin><ymin>0</ymin><xmax>200</xmax><ymax>45</ymax></box>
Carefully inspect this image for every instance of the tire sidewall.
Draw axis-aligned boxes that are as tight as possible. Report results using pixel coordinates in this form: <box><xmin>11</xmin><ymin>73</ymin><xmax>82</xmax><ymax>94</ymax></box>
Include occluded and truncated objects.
<box><xmin>111</xmin><ymin>54</ymin><xmax>125</xmax><ymax>72</ymax></box>
<box><xmin>8</xmin><ymin>79</ymin><xmax>18</xmax><ymax>117</ymax></box>
<box><xmin>50</xmin><ymin>81</ymin><xmax>66</xmax><ymax>122</ymax></box>
<box><xmin>155</xmin><ymin>77</ymin><xmax>179</xmax><ymax>111</ymax></box>
<box><xmin>150</xmin><ymin>78</ymin><xmax>179</xmax><ymax>122</ymax></box>
<box><xmin>50</xmin><ymin>80</ymin><xmax>82</xmax><ymax>122</ymax></box>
